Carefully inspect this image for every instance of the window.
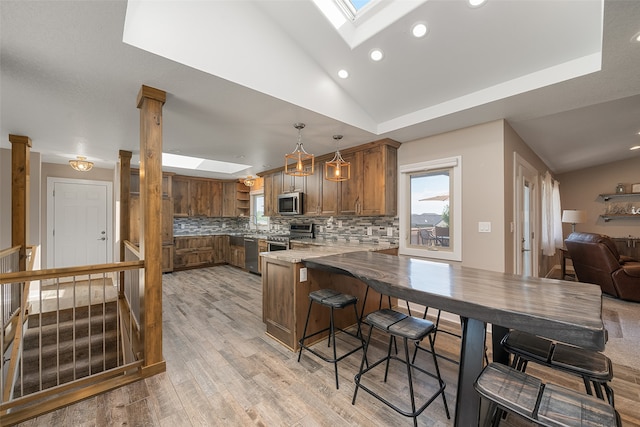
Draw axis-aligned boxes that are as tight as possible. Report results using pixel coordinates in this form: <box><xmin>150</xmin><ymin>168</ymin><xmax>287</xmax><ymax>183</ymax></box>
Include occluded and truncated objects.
<box><xmin>252</xmin><ymin>193</ymin><xmax>268</xmax><ymax>227</ymax></box>
<box><xmin>399</xmin><ymin>156</ymin><xmax>462</xmax><ymax>261</ymax></box>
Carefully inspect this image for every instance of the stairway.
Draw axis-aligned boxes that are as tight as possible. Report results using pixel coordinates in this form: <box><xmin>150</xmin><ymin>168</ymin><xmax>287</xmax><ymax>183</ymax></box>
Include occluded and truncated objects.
<box><xmin>12</xmin><ymin>301</ymin><xmax>120</xmax><ymax>397</ymax></box>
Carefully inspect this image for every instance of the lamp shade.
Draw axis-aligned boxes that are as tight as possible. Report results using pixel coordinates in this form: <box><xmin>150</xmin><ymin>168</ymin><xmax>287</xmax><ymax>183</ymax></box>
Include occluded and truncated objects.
<box><xmin>561</xmin><ymin>210</ymin><xmax>587</xmax><ymax>224</ymax></box>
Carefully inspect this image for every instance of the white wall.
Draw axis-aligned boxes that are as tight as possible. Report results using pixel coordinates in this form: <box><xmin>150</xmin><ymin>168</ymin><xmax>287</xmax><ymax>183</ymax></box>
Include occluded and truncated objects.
<box><xmin>399</xmin><ymin>120</ymin><xmax>506</xmax><ymax>272</ymax></box>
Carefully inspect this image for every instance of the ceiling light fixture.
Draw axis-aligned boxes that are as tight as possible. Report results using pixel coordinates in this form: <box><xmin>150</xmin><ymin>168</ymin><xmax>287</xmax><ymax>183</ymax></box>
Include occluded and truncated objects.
<box><xmin>631</xmin><ymin>145</ymin><xmax>640</xmax><ymax>151</ymax></box>
<box><xmin>243</xmin><ymin>175</ymin><xmax>256</xmax><ymax>187</ymax></box>
<box><xmin>69</xmin><ymin>156</ymin><xmax>94</xmax><ymax>172</ymax></box>
<box><xmin>325</xmin><ymin>135</ymin><xmax>351</xmax><ymax>182</ymax></box>
<box><xmin>468</xmin><ymin>0</ymin><xmax>487</xmax><ymax>7</ymax></box>
<box><xmin>632</xmin><ymin>31</ymin><xmax>640</xmax><ymax>43</ymax></box>
<box><xmin>338</xmin><ymin>69</ymin><xmax>349</xmax><ymax>79</ymax></box>
<box><xmin>412</xmin><ymin>23</ymin><xmax>428</xmax><ymax>38</ymax></box>
<box><xmin>369</xmin><ymin>48</ymin><xmax>384</xmax><ymax>61</ymax></box>
<box><xmin>284</xmin><ymin>123</ymin><xmax>314</xmax><ymax>177</ymax></box>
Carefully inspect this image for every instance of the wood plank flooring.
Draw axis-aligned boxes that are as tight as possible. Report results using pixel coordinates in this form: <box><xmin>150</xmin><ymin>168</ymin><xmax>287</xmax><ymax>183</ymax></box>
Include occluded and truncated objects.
<box><xmin>14</xmin><ymin>265</ymin><xmax>640</xmax><ymax>426</ymax></box>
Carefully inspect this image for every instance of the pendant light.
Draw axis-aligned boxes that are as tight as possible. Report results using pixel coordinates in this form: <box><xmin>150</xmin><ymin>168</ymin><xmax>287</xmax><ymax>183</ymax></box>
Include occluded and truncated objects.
<box><xmin>69</xmin><ymin>156</ymin><xmax>94</xmax><ymax>172</ymax></box>
<box><xmin>284</xmin><ymin>123</ymin><xmax>314</xmax><ymax>177</ymax></box>
<box><xmin>325</xmin><ymin>135</ymin><xmax>350</xmax><ymax>182</ymax></box>
<box><xmin>243</xmin><ymin>175</ymin><xmax>256</xmax><ymax>187</ymax></box>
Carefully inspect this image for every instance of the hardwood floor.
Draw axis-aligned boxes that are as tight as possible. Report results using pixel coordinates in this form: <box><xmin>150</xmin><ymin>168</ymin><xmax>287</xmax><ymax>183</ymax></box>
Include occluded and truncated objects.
<box><xmin>14</xmin><ymin>266</ymin><xmax>640</xmax><ymax>426</ymax></box>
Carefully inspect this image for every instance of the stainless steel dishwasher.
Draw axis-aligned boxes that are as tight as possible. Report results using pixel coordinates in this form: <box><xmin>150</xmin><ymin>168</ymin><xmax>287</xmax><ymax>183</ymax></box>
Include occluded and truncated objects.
<box><xmin>244</xmin><ymin>237</ymin><xmax>259</xmax><ymax>274</ymax></box>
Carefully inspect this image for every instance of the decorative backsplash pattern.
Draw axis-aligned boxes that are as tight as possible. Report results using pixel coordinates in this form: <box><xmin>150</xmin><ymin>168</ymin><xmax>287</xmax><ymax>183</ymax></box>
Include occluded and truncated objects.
<box><xmin>174</xmin><ymin>216</ymin><xmax>399</xmax><ymax>244</ymax></box>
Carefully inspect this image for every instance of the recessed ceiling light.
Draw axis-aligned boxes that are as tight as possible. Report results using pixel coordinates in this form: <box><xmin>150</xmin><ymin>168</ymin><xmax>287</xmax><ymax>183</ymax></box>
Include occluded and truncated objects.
<box><xmin>631</xmin><ymin>145</ymin><xmax>640</xmax><ymax>151</ymax></box>
<box><xmin>632</xmin><ymin>31</ymin><xmax>640</xmax><ymax>43</ymax></box>
<box><xmin>468</xmin><ymin>0</ymin><xmax>487</xmax><ymax>7</ymax></box>
<box><xmin>412</xmin><ymin>23</ymin><xmax>428</xmax><ymax>38</ymax></box>
<box><xmin>369</xmin><ymin>48</ymin><xmax>384</xmax><ymax>61</ymax></box>
<box><xmin>338</xmin><ymin>69</ymin><xmax>349</xmax><ymax>79</ymax></box>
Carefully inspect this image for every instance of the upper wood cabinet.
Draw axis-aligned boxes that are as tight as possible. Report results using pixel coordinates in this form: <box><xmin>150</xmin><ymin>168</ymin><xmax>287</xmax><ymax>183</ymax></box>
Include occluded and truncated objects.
<box><xmin>172</xmin><ymin>176</ymin><xmax>223</xmax><ymax>217</ymax></box>
<box><xmin>264</xmin><ymin>171</ymin><xmax>283</xmax><ymax>217</ymax></box>
<box><xmin>222</xmin><ymin>181</ymin><xmax>250</xmax><ymax>217</ymax></box>
<box><xmin>261</xmin><ymin>139</ymin><xmax>399</xmax><ymax>217</ymax></box>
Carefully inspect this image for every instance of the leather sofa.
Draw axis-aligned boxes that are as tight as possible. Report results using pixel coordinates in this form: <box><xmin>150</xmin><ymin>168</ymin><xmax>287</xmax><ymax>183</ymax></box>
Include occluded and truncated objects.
<box><xmin>565</xmin><ymin>232</ymin><xmax>640</xmax><ymax>302</ymax></box>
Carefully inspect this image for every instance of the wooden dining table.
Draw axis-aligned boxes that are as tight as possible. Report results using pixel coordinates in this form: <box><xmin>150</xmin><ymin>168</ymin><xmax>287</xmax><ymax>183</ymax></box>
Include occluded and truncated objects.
<box><xmin>303</xmin><ymin>251</ymin><xmax>607</xmax><ymax>427</ymax></box>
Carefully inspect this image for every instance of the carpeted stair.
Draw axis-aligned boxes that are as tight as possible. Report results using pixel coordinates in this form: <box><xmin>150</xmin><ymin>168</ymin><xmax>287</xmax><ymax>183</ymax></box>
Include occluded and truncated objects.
<box><xmin>13</xmin><ymin>302</ymin><xmax>120</xmax><ymax>397</ymax></box>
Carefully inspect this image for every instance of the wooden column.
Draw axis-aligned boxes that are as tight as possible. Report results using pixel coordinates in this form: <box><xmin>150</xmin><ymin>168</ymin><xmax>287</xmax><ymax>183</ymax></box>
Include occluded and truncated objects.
<box><xmin>136</xmin><ymin>85</ymin><xmax>166</xmax><ymax>374</ymax></box>
<box><xmin>9</xmin><ymin>134</ymin><xmax>31</xmax><ymax>271</ymax></box>
<box><xmin>119</xmin><ymin>150</ymin><xmax>132</xmax><ymax>297</ymax></box>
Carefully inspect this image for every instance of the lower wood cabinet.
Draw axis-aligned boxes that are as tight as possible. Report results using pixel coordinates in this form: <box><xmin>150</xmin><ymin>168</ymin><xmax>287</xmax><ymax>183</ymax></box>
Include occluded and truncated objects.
<box><xmin>228</xmin><ymin>244</ymin><xmax>245</xmax><ymax>269</ymax></box>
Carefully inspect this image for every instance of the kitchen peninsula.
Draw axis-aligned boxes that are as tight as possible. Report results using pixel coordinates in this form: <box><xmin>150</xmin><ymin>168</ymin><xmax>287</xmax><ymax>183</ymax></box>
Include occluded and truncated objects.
<box><xmin>260</xmin><ymin>242</ymin><xmax>397</xmax><ymax>351</ymax></box>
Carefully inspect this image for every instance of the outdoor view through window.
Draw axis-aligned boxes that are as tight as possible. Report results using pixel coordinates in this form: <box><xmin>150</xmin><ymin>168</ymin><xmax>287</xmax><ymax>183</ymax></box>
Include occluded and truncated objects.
<box><xmin>410</xmin><ymin>170</ymin><xmax>451</xmax><ymax>251</ymax></box>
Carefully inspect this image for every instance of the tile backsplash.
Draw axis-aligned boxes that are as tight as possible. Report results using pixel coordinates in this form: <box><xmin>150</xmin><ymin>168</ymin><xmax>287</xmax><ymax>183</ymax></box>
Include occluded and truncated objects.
<box><xmin>174</xmin><ymin>216</ymin><xmax>399</xmax><ymax>244</ymax></box>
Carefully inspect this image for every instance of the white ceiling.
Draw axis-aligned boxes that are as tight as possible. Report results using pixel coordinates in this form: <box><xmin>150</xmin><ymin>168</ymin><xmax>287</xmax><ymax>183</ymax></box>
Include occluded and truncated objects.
<box><xmin>1</xmin><ymin>0</ymin><xmax>639</xmax><ymax>180</ymax></box>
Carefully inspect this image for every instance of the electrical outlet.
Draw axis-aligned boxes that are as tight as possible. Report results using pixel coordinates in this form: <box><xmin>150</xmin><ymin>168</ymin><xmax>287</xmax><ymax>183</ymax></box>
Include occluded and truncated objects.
<box><xmin>338</xmin><ymin>220</ymin><xmax>342</xmax><ymax>228</ymax></box>
<box><xmin>300</xmin><ymin>268</ymin><xmax>307</xmax><ymax>282</ymax></box>
<box><xmin>367</xmin><ymin>226</ymin><xmax>373</xmax><ymax>236</ymax></box>
<box><xmin>387</xmin><ymin>227</ymin><xmax>393</xmax><ymax>237</ymax></box>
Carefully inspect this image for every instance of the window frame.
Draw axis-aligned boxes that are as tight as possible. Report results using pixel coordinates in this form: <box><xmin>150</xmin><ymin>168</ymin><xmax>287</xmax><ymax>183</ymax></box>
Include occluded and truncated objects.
<box><xmin>399</xmin><ymin>156</ymin><xmax>462</xmax><ymax>261</ymax></box>
<box><xmin>251</xmin><ymin>190</ymin><xmax>268</xmax><ymax>229</ymax></box>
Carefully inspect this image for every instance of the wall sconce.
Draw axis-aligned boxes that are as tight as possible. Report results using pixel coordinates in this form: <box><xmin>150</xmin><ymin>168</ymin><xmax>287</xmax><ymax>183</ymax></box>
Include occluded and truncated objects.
<box><xmin>69</xmin><ymin>156</ymin><xmax>94</xmax><ymax>172</ymax></box>
<box><xmin>284</xmin><ymin>123</ymin><xmax>314</xmax><ymax>176</ymax></box>
<box><xmin>325</xmin><ymin>135</ymin><xmax>350</xmax><ymax>182</ymax></box>
<box><xmin>243</xmin><ymin>175</ymin><xmax>256</xmax><ymax>187</ymax></box>
<box><xmin>561</xmin><ymin>209</ymin><xmax>586</xmax><ymax>233</ymax></box>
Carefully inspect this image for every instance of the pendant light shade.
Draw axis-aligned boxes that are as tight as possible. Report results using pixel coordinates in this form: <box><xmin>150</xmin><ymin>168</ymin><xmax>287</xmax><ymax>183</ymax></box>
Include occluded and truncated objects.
<box><xmin>325</xmin><ymin>135</ymin><xmax>350</xmax><ymax>182</ymax></box>
<box><xmin>284</xmin><ymin>123</ymin><xmax>314</xmax><ymax>177</ymax></box>
<box><xmin>69</xmin><ymin>156</ymin><xmax>94</xmax><ymax>172</ymax></box>
<box><xmin>243</xmin><ymin>175</ymin><xmax>256</xmax><ymax>187</ymax></box>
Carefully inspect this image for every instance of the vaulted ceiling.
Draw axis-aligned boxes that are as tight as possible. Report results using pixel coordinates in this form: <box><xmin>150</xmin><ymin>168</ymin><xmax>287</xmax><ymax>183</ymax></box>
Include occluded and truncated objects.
<box><xmin>1</xmin><ymin>0</ymin><xmax>639</xmax><ymax>179</ymax></box>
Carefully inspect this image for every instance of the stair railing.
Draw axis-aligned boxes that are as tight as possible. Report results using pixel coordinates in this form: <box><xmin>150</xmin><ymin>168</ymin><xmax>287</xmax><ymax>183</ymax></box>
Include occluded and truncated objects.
<box><xmin>0</xmin><ymin>256</ymin><xmax>145</xmax><ymax>426</ymax></box>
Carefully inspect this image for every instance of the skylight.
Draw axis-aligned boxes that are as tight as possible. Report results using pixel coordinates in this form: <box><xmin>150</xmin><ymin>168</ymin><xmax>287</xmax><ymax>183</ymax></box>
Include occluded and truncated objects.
<box><xmin>312</xmin><ymin>0</ymin><xmax>428</xmax><ymax>48</ymax></box>
<box><xmin>162</xmin><ymin>153</ymin><xmax>250</xmax><ymax>174</ymax></box>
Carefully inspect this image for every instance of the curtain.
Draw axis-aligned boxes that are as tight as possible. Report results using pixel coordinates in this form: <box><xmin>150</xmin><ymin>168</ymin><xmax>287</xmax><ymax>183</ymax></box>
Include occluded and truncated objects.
<box><xmin>541</xmin><ymin>172</ymin><xmax>562</xmax><ymax>256</ymax></box>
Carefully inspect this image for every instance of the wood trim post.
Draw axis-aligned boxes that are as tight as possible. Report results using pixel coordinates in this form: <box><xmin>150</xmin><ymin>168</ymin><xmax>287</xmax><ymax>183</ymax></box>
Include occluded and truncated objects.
<box><xmin>9</xmin><ymin>134</ymin><xmax>31</xmax><ymax>271</ymax></box>
<box><xmin>136</xmin><ymin>85</ymin><xmax>166</xmax><ymax>371</ymax></box>
<box><xmin>119</xmin><ymin>150</ymin><xmax>132</xmax><ymax>297</ymax></box>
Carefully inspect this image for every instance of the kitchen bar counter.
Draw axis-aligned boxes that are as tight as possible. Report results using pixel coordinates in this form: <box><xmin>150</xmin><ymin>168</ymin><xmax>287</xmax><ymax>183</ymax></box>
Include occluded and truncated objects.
<box><xmin>303</xmin><ymin>251</ymin><xmax>606</xmax><ymax>426</ymax></box>
<box><xmin>261</xmin><ymin>241</ymin><xmax>397</xmax><ymax>263</ymax></box>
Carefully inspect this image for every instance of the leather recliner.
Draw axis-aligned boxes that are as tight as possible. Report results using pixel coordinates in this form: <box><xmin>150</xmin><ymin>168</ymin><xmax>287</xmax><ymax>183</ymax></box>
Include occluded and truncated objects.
<box><xmin>565</xmin><ymin>232</ymin><xmax>640</xmax><ymax>302</ymax></box>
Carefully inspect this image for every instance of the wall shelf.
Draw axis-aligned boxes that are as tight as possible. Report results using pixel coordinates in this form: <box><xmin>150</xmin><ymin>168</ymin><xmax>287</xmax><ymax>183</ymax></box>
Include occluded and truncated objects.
<box><xmin>599</xmin><ymin>193</ymin><xmax>640</xmax><ymax>201</ymax></box>
<box><xmin>600</xmin><ymin>214</ymin><xmax>640</xmax><ymax>222</ymax></box>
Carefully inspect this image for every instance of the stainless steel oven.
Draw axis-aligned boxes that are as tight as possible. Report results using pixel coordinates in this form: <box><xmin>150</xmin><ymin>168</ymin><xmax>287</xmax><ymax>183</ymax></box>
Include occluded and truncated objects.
<box><xmin>267</xmin><ymin>241</ymin><xmax>288</xmax><ymax>251</ymax></box>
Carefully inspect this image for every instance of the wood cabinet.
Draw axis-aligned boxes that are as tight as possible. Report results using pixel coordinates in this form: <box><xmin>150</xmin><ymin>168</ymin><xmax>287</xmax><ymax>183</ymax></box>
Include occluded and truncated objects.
<box><xmin>264</xmin><ymin>171</ymin><xmax>283</xmax><ymax>217</ymax></box>
<box><xmin>261</xmin><ymin>251</ymin><xmax>395</xmax><ymax>350</ymax></box>
<box><xmin>130</xmin><ymin>170</ymin><xmax>174</xmax><ymax>273</ymax></box>
<box><xmin>174</xmin><ymin>236</ymin><xmax>213</xmax><ymax>269</ymax></box>
<box><xmin>228</xmin><ymin>243</ymin><xmax>245</xmax><ymax>269</ymax></box>
<box><xmin>172</xmin><ymin>176</ymin><xmax>223</xmax><ymax>217</ymax></box>
<box><xmin>222</xmin><ymin>181</ymin><xmax>250</xmax><ymax>217</ymax></box>
<box><xmin>261</xmin><ymin>139</ymin><xmax>399</xmax><ymax>218</ymax></box>
<box><xmin>258</xmin><ymin>239</ymin><xmax>268</xmax><ymax>274</ymax></box>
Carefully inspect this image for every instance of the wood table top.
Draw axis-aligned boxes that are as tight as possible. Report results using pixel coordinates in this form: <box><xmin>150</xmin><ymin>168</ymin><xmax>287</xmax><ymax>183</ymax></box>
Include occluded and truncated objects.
<box><xmin>303</xmin><ymin>251</ymin><xmax>606</xmax><ymax>351</ymax></box>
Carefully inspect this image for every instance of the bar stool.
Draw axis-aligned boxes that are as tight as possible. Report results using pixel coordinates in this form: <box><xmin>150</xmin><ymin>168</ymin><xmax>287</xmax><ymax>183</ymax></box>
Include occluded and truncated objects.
<box><xmin>297</xmin><ymin>289</ymin><xmax>364</xmax><ymax>389</ymax></box>
<box><xmin>352</xmin><ymin>309</ymin><xmax>450</xmax><ymax>427</ymax></box>
<box><xmin>475</xmin><ymin>362</ymin><xmax>621</xmax><ymax>427</ymax></box>
<box><xmin>501</xmin><ymin>330</ymin><xmax>615</xmax><ymax>406</ymax></box>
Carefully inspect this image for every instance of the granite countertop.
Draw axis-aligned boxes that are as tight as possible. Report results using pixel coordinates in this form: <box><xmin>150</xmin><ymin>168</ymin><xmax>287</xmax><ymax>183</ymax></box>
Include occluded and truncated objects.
<box><xmin>261</xmin><ymin>240</ymin><xmax>398</xmax><ymax>263</ymax></box>
<box><xmin>290</xmin><ymin>237</ymin><xmax>397</xmax><ymax>250</ymax></box>
<box><xmin>174</xmin><ymin>232</ymin><xmax>275</xmax><ymax>239</ymax></box>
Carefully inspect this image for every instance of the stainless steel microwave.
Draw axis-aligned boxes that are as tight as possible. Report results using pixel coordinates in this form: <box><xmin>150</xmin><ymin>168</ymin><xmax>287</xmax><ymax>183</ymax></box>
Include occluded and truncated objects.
<box><xmin>278</xmin><ymin>192</ymin><xmax>303</xmax><ymax>215</ymax></box>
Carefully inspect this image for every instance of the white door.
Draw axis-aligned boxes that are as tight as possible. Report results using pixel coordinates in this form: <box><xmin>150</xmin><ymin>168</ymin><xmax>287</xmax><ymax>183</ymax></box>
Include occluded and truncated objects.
<box><xmin>49</xmin><ymin>179</ymin><xmax>112</xmax><ymax>268</ymax></box>
<box><xmin>515</xmin><ymin>155</ymin><xmax>538</xmax><ymax>277</ymax></box>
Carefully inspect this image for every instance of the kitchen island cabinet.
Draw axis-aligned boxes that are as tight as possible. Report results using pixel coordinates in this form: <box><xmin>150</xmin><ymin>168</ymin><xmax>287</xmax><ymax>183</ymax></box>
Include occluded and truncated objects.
<box><xmin>261</xmin><ymin>244</ymin><xmax>398</xmax><ymax>351</ymax></box>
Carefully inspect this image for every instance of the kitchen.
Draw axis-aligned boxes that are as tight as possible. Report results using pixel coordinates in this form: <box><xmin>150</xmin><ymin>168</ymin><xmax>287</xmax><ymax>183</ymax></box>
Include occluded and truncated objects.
<box><xmin>126</xmin><ymin>138</ymin><xmax>401</xmax><ymax>277</ymax></box>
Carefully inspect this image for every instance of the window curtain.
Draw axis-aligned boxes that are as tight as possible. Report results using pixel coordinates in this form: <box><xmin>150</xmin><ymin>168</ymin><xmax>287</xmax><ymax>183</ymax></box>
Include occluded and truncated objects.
<box><xmin>541</xmin><ymin>172</ymin><xmax>562</xmax><ymax>256</ymax></box>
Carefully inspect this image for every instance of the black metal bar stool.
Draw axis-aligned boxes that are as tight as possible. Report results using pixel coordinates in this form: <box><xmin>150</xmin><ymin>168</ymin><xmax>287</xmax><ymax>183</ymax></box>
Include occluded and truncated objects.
<box><xmin>297</xmin><ymin>289</ymin><xmax>364</xmax><ymax>389</ymax></box>
<box><xmin>502</xmin><ymin>330</ymin><xmax>615</xmax><ymax>406</ymax></box>
<box><xmin>352</xmin><ymin>309</ymin><xmax>450</xmax><ymax>427</ymax></box>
